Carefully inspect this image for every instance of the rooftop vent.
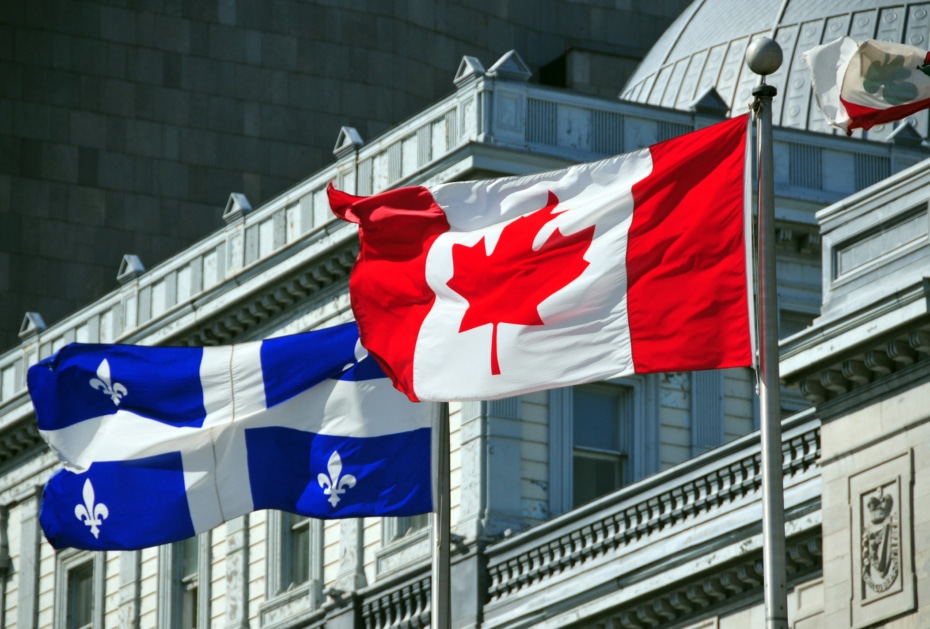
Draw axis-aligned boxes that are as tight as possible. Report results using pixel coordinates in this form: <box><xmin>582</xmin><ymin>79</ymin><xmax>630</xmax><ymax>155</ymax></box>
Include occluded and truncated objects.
<box><xmin>333</xmin><ymin>126</ymin><xmax>364</xmax><ymax>160</ymax></box>
<box><xmin>223</xmin><ymin>193</ymin><xmax>252</xmax><ymax>224</ymax></box>
<box><xmin>18</xmin><ymin>312</ymin><xmax>46</xmax><ymax>340</ymax></box>
<box><xmin>117</xmin><ymin>254</ymin><xmax>145</xmax><ymax>284</ymax></box>
<box><xmin>487</xmin><ymin>50</ymin><xmax>531</xmax><ymax>82</ymax></box>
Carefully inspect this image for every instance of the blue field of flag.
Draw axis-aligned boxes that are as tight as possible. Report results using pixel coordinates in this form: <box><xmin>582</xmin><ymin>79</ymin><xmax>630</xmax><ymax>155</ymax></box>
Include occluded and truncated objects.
<box><xmin>30</xmin><ymin>322</ymin><xmax>434</xmax><ymax>551</ymax></box>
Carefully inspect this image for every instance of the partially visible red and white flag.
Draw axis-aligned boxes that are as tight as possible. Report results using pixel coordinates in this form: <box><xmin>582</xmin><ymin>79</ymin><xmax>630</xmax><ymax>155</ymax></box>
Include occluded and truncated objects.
<box><xmin>330</xmin><ymin>115</ymin><xmax>752</xmax><ymax>402</ymax></box>
<box><xmin>805</xmin><ymin>37</ymin><xmax>930</xmax><ymax>134</ymax></box>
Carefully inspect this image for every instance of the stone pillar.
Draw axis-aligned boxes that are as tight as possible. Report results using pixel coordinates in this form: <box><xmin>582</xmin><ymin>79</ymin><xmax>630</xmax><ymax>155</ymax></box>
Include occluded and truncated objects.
<box><xmin>16</xmin><ymin>488</ymin><xmax>41</xmax><ymax>629</ymax></box>
<box><xmin>225</xmin><ymin>516</ymin><xmax>250</xmax><ymax>629</ymax></box>
<box><xmin>457</xmin><ymin>399</ymin><xmax>524</xmax><ymax>540</ymax></box>
<box><xmin>334</xmin><ymin>518</ymin><xmax>366</xmax><ymax>592</ymax></box>
<box><xmin>454</xmin><ymin>399</ymin><xmax>523</xmax><ymax>628</ymax></box>
<box><xmin>118</xmin><ymin>551</ymin><xmax>140</xmax><ymax>629</ymax></box>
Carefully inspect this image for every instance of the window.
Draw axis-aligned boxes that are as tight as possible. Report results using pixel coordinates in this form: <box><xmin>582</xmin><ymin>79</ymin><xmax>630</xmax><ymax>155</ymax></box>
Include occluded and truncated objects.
<box><xmin>376</xmin><ymin>513</ymin><xmax>432</xmax><ymax>575</ymax></box>
<box><xmin>261</xmin><ymin>511</ymin><xmax>324</xmax><ymax>624</ymax></box>
<box><xmin>158</xmin><ymin>533</ymin><xmax>210</xmax><ymax>629</ymax></box>
<box><xmin>779</xmin><ymin>309</ymin><xmax>815</xmax><ymax>339</ymax></box>
<box><xmin>549</xmin><ymin>377</ymin><xmax>658</xmax><ymax>515</ymax></box>
<box><xmin>389</xmin><ymin>514</ymin><xmax>430</xmax><ymax>542</ymax></box>
<box><xmin>285</xmin><ymin>513</ymin><xmax>311</xmax><ymax>588</ymax></box>
<box><xmin>66</xmin><ymin>562</ymin><xmax>93</xmax><ymax>629</ymax></box>
<box><xmin>55</xmin><ymin>550</ymin><xmax>104</xmax><ymax>629</ymax></box>
<box><xmin>265</xmin><ymin>511</ymin><xmax>322</xmax><ymax>599</ymax></box>
<box><xmin>178</xmin><ymin>536</ymin><xmax>200</xmax><ymax>629</ymax></box>
<box><xmin>571</xmin><ymin>384</ymin><xmax>631</xmax><ymax>507</ymax></box>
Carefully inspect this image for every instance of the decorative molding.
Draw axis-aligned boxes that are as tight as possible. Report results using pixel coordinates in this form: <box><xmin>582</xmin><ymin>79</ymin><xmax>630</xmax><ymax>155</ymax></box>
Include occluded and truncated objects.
<box><xmin>180</xmin><ymin>244</ymin><xmax>357</xmax><ymax>346</ymax></box>
<box><xmin>18</xmin><ymin>312</ymin><xmax>46</xmax><ymax>340</ymax></box>
<box><xmin>333</xmin><ymin>126</ymin><xmax>364</xmax><ymax>160</ymax></box>
<box><xmin>486</xmin><ymin>50</ymin><xmax>531</xmax><ymax>82</ymax></box>
<box><xmin>487</xmin><ymin>422</ymin><xmax>820</xmax><ymax>605</ymax></box>
<box><xmin>454</xmin><ymin>55</ymin><xmax>486</xmax><ymax>87</ymax></box>
<box><xmin>850</xmin><ymin>451</ymin><xmax>914</xmax><ymax>628</ymax></box>
<box><xmin>360</xmin><ymin>575</ymin><xmax>430</xmax><ymax>629</ymax></box>
<box><xmin>259</xmin><ymin>583</ymin><xmax>317</xmax><ymax>628</ymax></box>
<box><xmin>352</xmin><ymin>535</ymin><xmax>821</xmax><ymax>629</ymax></box>
<box><xmin>591</xmin><ymin>536</ymin><xmax>821</xmax><ymax>628</ymax></box>
<box><xmin>223</xmin><ymin>192</ymin><xmax>252</xmax><ymax>224</ymax></box>
<box><xmin>794</xmin><ymin>323</ymin><xmax>930</xmax><ymax>404</ymax></box>
<box><xmin>117</xmin><ymin>254</ymin><xmax>145</xmax><ymax>284</ymax></box>
<box><xmin>860</xmin><ymin>488</ymin><xmax>899</xmax><ymax>595</ymax></box>
<box><xmin>0</xmin><ymin>421</ymin><xmax>42</xmax><ymax>468</ymax></box>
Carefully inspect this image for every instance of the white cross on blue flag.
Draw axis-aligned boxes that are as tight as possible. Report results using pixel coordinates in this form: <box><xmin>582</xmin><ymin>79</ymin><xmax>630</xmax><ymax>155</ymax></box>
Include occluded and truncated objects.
<box><xmin>29</xmin><ymin>322</ymin><xmax>434</xmax><ymax>551</ymax></box>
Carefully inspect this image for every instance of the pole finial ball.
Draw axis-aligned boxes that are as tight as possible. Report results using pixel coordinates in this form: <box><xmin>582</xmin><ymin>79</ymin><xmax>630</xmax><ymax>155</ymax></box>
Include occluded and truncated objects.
<box><xmin>745</xmin><ymin>37</ymin><xmax>783</xmax><ymax>76</ymax></box>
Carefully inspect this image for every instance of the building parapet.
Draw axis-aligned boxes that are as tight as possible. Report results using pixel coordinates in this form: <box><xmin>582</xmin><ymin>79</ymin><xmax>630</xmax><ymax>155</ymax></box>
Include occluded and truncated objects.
<box><xmin>781</xmin><ymin>156</ymin><xmax>930</xmax><ymax>404</ymax></box>
<box><xmin>1</xmin><ymin>56</ymin><xmax>927</xmax><ymax>418</ymax></box>
<box><xmin>480</xmin><ymin>411</ymin><xmax>820</xmax><ymax>627</ymax></box>
<box><xmin>309</xmin><ymin>411</ymin><xmax>821</xmax><ymax>629</ymax></box>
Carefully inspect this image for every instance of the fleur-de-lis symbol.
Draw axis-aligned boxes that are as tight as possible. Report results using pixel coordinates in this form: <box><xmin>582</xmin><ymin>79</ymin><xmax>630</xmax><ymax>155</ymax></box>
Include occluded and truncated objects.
<box><xmin>89</xmin><ymin>359</ymin><xmax>128</xmax><ymax>405</ymax></box>
<box><xmin>74</xmin><ymin>479</ymin><xmax>109</xmax><ymax>539</ymax></box>
<box><xmin>317</xmin><ymin>451</ymin><xmax>357</xmax><ymax>507</ymax></box>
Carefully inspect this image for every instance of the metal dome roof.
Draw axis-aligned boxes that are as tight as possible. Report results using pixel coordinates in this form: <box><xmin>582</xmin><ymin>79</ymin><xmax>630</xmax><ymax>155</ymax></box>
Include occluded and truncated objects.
<box><xmin>622</xmin><ymin>0</ymin><xmax>930</xmax><ymax>139</ymax></box>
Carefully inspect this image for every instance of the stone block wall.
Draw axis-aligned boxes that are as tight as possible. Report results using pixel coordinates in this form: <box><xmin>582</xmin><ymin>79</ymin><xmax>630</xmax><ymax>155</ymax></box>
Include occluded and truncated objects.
<box><xmin>820</xmin><ymin>377</ymin><xmax>930</xmax><ymax>628</ymax></box>
<box><xmin>0</xmin><ymin>0</ymin><xmax>691</xmax><ymax>350</ymax></box>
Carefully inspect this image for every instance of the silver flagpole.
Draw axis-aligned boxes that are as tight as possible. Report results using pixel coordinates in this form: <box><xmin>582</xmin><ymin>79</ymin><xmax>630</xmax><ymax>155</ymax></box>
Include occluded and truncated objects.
<box><xmin>431</xmin><ymin>402</ymin><xmax>451</xmax><ymax>629</ymax></box>
<box><xmin>746</xmin><ymin>38</ymin><xmax>788</xmax><ymax>629</ymax></box>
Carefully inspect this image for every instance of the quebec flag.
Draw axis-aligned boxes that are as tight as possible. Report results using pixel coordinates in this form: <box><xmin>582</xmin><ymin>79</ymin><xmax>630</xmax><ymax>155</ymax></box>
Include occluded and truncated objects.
<box><xmin>28</xmin><ymin>322</ymin><xmax>434</xmax><ymax>551</ymax></box>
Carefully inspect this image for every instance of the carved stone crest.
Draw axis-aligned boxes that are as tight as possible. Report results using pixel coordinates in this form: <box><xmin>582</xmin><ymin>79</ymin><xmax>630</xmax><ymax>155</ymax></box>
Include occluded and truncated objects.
<box><xmin>848</xmin><ymin>451</ymin><xmax>914</xmax><ymax>629</ymax></box>
<box><xmin>860</xmin><ymin>486</ymin><xmax>899</xmax><ymax>596</ymax></box>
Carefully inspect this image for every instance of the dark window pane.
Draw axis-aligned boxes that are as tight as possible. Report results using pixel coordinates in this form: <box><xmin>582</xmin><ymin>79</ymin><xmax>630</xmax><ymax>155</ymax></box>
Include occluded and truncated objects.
<box><xmin>395</xmin><ymin>513</ymin><xmax>429</xmax><ymax>539</ymax></box>
<box><xmin>180</xmin><ymin>535</ymin><xmax>199</xmax><ymax>579</ymax></box>
<box><xmin>290</xmin><ymin>513</ymin><xmax>310</xmax><ymax>585</ymax></box>
<box><xmin>180</xmin><ymin>585</ymin><xmax>197</xmax><ymax>629</ymax></box>
<box><xmin>779</xmin><ymin>310</ymin><xmax>815</xmax><ymax>338</ymax></box>
<box><xmin>67</xmin><ymin>562</ymin><xmax>94</xmax><ymax>629</ymax></box>
<box><xmin>573</xmin><ymin>454</ymin><xmax>622</xmax><ymax>507</ymax></box>
<box><xmin>573</xmin><ymin>388</ymin><xmax>619</xmax><ymax>449</ymax></box>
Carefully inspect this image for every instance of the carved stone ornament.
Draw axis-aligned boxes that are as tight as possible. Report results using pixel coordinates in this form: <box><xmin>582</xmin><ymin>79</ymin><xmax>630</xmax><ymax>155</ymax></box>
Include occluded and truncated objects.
<box><xmin>848</xmin><ymin>451</ymin><xmax>914</xmax><ymax>629</ymax></box>
<box><xmin>860</xmin><ymin>485</ymin><xmax>900</xmax><ymax>597</ymax></box>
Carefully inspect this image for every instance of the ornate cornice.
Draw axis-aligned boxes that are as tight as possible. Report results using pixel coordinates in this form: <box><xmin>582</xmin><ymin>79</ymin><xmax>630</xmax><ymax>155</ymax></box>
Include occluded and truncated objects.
<box><xmin>177</xmin><ymin>244</ymin><xmax>358</xmax><ymax>346</ymax></box>
<box><xmin>781</xmin><ymin>279</ymin><xmax>930</xmax><ymax>404</ymax></box>
<box><xmin>794</xmin><ymin>327</ymin><xmax>930</xmax><ymax>404</ymax></box>
<box><xmin>587</xmin><ymin>533</ymin><xmax>822</xmax><ymax>628</ymax></box>
<box><xmin>0</xmin><ymin>421</ymin><xmax>43</xmax><ymax>471</ymax></box>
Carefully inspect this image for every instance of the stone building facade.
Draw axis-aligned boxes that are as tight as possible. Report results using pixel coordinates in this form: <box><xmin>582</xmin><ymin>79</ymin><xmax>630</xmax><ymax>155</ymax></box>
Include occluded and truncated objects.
<box><xmin>0</xmin><ymin>1</ymin><xmax>929</xmax><ymax>628</ymax></box>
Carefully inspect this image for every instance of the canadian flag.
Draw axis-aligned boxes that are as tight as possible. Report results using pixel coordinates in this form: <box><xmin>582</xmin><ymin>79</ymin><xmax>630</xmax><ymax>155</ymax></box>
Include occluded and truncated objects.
<box><xmin>330</xmin><ymin>115</ymin><xmax>751</xmax><ymax>402</ymax></box>
<box><xmin>805</xmin><ymin>37</ymin><xmax>930</xmax><ymax>134</ymax></box>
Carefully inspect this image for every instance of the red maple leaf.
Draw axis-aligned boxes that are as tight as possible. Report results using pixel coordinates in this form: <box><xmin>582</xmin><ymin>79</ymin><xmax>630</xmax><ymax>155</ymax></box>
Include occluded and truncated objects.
<box><xmin>446</xmin><ymin>191</ymin><xmax>595</xmax><ymax>375</ymax></box>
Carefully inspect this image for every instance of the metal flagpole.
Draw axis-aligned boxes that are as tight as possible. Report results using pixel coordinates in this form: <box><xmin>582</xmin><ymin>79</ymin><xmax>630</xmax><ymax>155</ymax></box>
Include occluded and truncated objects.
<box><xmin>746</xmin><ymin>38</ymin><xmax>788</xmax><ymax>629</ymax></box>
<box><xmin>431</xmin><ymin>402</ymin><xmax>451</xmax><ymax>629</ymax></box>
